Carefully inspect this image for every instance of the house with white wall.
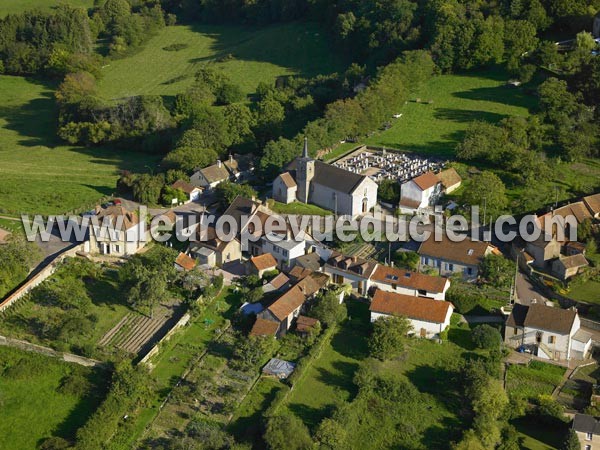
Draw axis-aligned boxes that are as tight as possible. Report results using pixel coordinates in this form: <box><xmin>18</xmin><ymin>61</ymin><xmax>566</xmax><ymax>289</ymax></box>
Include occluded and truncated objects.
<box><xmin>87</xmin><ymin>205</ymin><xmax>146</xmax><ymax>256</ymax></box>
<box><xmin>261</xmin><ymin>231</ymin><xmax>310</xmax><ymax>271</ymax></box>
<box><xmin>323</xmin><ymin>253</ymin><xmax>378</xmax><ymax>296</ymax></box>
<box><xmin>505</xmin><ymin>303</ymin><xmax>592</xmax><ymax>361</ymax></box>
<box><xmin>369</xmin><ymin>289</ymin><xmax>453</xmax><ymax>339</ymax></box>
<box><xmin>418</xmin><ymin>236</ymin><xmax>496</xmax><ymax>280</ymax></box>
<box><xmin>171</xmin><ymin>180</ymin><xmax>202</xmax><ymax>204</ymax></box>
<box><xmin>369</xmin><ymin>264</ymin><xmax>450</xmax><ymax>300</ymax></box>
<box><xmin>399</xmin><ymin>171</ymin><xmax>442</xmax><ymax>214</ymax></box>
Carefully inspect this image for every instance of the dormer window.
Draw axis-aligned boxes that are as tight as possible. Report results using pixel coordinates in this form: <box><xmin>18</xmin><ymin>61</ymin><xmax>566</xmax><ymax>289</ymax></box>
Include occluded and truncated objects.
<box><xmin>467</xmin><ymin>249</ymin><xmax>474</xmax><ymax>256</ymax></box>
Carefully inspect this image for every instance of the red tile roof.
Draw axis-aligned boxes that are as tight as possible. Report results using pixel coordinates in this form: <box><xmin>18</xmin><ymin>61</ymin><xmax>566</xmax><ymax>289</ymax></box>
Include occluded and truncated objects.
<box><xmin>268</xmin><ymin>273</ymin><xmax>289</xmax><ymax>289</ymax></box>
<box><xmin>250</xmin><ymin>318</ymin><xmax>279</xmax><ymax>336</ymax></box>
<box><xmin>251</xmin><ymin>253</ymin><xmax>278</xmax><ymax>271</ymax></box>
<box><xmin>296</xmin><ymin>315</ymin><xmax>319</xmax><ymax>333</ymax></box>
<box><xmin>412</xmin><ymin>171</ymin><xmax>440</xmax><ymax>191</ymax></box>
<box><xmin>370</xmin><ymin>289</ymin><xmax>452</xmax><ymax>323</ymax></box>
<box><xmin>172</xmin><ymin>180</ymin><xmax>200</xmax><ymax>194</ymax></box>
<box><xmin>175</xmin><ymin>252</ymin><xmax>197</xmax><ymax>271</ymax></box>
<box><xmin>268</xmin><ymin>286</ymin><xmax>306</xmax><ymax>321</ymax></box>
<box><xmin>371</xmin><ymin>265</ymin><xmax>449</xmax><ymax>293</ymax></box>
<box><xmin>584</xmin><ymin>193</ymin><xmax>600</xmax><ymax>216</ymax></box>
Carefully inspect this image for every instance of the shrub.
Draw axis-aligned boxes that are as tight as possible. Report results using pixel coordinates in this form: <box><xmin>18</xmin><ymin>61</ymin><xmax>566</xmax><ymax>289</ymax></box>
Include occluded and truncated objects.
<box><xmin>471</xmin><ymin>324</ymin><xmax>502</xmax><ymax>349</ymax></box>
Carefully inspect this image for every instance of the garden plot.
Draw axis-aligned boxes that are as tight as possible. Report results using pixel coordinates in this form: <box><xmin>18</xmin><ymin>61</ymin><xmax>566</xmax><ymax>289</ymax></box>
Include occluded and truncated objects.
<box><xmin>98</xmin><ymin>300</ymin><xmax>183</xmax><ymax>355</ymax></box>
<box><xmin>146</xmin><ymin>329</ymin><xmax>260</xmax><ymax>440</ymax></box>
<box><xmin>557</xmin><ymin>362</ymin><xmax>599</xmax><ymax>410</ymax></box>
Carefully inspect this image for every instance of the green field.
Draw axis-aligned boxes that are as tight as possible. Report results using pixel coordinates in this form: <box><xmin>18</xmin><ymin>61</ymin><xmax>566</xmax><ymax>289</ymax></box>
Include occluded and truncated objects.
<box><xmin>0</xmin><ymin>75</ymin><xmax>158</xmax><ymax>215</ymax></box>
<box><xmin>0</xmin><ymin>346</ymin><xmax>107</xmax><ymax>449</ymax></box>
<box><xmin>270</xmin><ymin>200</ymin><xmax>332</xmax><ymax>216</ymax></box>
<box><xmin>0</xmin><ymin>0</ymin><xmax>93</xmax><ymax>17</ymax></box>
<box><xmin>97</xmin><ymin>22</ymin><xmax>346</xmax><ymax>102</ymax></box>
<box><xmin>363</xmin><ymin>67</ymin><xmax>536</xmax><ymax>158</ymax></box>
<box><xmin>283</xmin><ymin>303</ymin><xmax>370</xmax><ymax>429</ymax></box>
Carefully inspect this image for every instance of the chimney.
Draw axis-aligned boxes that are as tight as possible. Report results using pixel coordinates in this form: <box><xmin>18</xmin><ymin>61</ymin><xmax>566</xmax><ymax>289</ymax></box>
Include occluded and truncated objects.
<box><xmin>352</xmin><ymin>255</ymin><xmax>358</xmax><ymax>263</ymax></box>
<box><xmin>229</xmin><ymin>153</ymin><xmax>234</xmax><ymax>163</ymax></box>
<box><xmin>217</xmin><ymin>160</ymin><xmax>222</xmax><ymax>168</ymax></box>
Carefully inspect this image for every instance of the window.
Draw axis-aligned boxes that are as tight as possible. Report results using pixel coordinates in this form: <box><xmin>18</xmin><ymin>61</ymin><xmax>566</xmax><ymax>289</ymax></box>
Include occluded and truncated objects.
<box><xmin>467</xmin><ymin>267</ymin><xmax>473</xmax><ymax>275</ymax></box>
<box><xmin>283</xmin><ymin>250</ymin><xmax>288</xmax><ymax>257</ymax></box>
<box><xmin>586</xmin><ymin>432</ymin><xmax>592</xmax><ymax>441</ymax></box>
<box><xmin>115</xmin><ymin>245</ymin><xmax>120</xmax><ymax>253</ymax></box>
<box><xmin>548</xmin><ymin>335</ymin><xmax>556</xmax><ymax>344</ymax></box>
<box><xmin>585</xmin><ymin>445</ymin><xmax>591</xmax><ymax>450</ymax></box>
<box><xmin>513</xmin><ymin>327</ymin><xmax>518</xmax><ymax>335</ymax></box>
<box><xmin>448</xmin><ymin>263</ymin><xmax>454</xmax><ymax>271</ymax></box>
<box><xmin>391</xmin><ymin>283</ymin><xmax>397</xmax><ymax>290</ymax></box>
<box><xmin>418</xmin><ymin>289</ymin><xmax>427</xmax><ymax>296</ymax></box>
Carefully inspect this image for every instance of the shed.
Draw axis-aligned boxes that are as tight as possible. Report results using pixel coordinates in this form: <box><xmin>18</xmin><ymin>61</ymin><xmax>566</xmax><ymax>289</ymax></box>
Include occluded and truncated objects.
<box><xmin>262</xmin><ymin>358</ymin><xmax>296</xmax><ymax>379</ymax></box>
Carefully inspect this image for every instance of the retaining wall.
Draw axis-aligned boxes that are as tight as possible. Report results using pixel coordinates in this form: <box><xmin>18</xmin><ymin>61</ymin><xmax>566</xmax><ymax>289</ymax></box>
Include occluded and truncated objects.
<box><xmin>0</xmin><ymin>243</ymin><xmax>84</xmax><ymax>313</ymax></box>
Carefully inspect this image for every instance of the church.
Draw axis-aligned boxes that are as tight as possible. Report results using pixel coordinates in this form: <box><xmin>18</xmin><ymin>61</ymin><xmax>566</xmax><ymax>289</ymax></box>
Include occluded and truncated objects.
<box><xmin>272</xmin><ymin>139</ymin><xmax>378</xmax><ymax>217</ymax></box>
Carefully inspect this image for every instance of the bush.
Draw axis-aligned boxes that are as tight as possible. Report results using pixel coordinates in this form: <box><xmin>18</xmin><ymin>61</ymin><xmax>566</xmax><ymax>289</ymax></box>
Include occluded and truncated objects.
<box><xmin>535</xmin><ymin>394</ymin><xmax>566</xmax><ymax>425</ymax></box>
<box><xmin>471</xmin><ymin>324</ymin><xmax>502</xmax><ymax>349</ymax></box>
<box><xmin>446</xmin><ymin>288</ymin><xmax>480</xmax><ymax>314</ymax></box>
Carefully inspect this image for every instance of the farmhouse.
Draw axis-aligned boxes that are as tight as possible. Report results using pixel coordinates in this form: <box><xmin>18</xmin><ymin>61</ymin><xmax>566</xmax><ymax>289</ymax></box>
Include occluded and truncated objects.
<box><xmin>273</xmin><ymin>138</ymin><xmax>378</xmax><ymax>217</ymax></box>
<box><xmin>418</xmin><ymin>236</ymin><xmax>496</xmax><ymax>280</ymax></box>
<box><xmin>584</xmin><ymin>192</ymin><xmax>600</xmax><ymax>218</ymax></box>
<box><xmin>399</xmin><ymin>171</ymin><xmax>442</xmax><ymax>214</ymax></box>
<box><xmin>369</xmin><ymin>289</ymin><xmax>453</xmax><ymax>339</ymax></box>
<box><xmin>190</xmin><ymin>160</ymin><xmax>231</xmax><ymax>189</ymax></box>
<box><xmin>256</xmin><ymin>272</ymin><xmax>328</xmax><ymax>337</ymax></box>
<box><xmin>248</xmin><ymin>253</ymin><xmax>278</xmax><ymax>277</ymax></box>
<box><xmin>323</xmin><ymin>252</ymin><xmax>378</xmax><ymax>295</ymax></box>
<box><xmin>86</xmin><ymin>205</ymin><xmax>146</xmax><ymax>256</ymax></box>
<box><xmin>170</xmin><ymin>180</ymin><xmax>202</xmax><ymax>204</ymax></box>
<box><xmin>551</xmin><ymin>254</ymin><xmax>589</xmax><ymax>281</ymax></box>
<box><xmin>369</xmin><ymin>265</ymin><xmax>450</xmax><ymax>300</ymax></box>
<box><xmin>505</xmin><ymin>303</ymin><xmax>592</xmax><ymax>361</ymax></box>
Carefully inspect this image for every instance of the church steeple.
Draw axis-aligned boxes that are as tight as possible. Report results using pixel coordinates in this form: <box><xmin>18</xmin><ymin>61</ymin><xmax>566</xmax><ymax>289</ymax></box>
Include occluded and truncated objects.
<box><xmin>302</xmin><ymin>136</ymin><xmax>309</xmax><ymax>158</ymax></box>
<box><xmin>297</xmin><ymin>136</ymin><xmax>314</xmax><ymax>204</ymax></box>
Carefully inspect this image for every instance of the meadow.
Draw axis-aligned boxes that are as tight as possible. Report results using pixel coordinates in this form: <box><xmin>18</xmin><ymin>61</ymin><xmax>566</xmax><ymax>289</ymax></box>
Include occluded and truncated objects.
<box><xmin>0</xmin><ymin>346</ymin><xmax>107</xmax><ymax>449</ymax></box>
<box><xmin>97</xmin><ymin>22</ymin><xmax>346</xmax><ymax>102</ymax></box>
<box><xmin>0</xmin><ymin>75</ymin><xmax>159</xmax><ymax>216</ymax></box>
<box><xmin>364</xmin><ymin>67</ymin><xmax>536</xmax><ymax>158</ymax></box>
<box><xmin>0</xmin><ymin>0</ymin><xmax>93</xmax><ymax>17</ymax></box>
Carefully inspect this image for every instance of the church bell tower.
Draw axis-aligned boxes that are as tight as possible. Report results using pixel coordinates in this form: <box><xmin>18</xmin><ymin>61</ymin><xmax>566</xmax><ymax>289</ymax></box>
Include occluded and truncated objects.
<box><xmin>297</xmin><ymin>137</ymin><xmax>314</xmax><ymax>204</ymax></box>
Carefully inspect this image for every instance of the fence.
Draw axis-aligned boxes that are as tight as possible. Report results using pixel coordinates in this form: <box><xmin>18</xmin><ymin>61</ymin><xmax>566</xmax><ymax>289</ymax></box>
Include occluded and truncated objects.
<box><xmin>0</xmin><ymin>243</ymin><xmax>85</xmax><ymax>313</ymax></box>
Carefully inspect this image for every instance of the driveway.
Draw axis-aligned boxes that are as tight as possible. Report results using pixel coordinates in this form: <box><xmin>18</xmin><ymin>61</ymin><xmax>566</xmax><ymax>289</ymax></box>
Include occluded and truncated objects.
<box><xmin>516</xmin><ymin>270</ymin><xmax>548</xmax><ymax>306</ymax></box>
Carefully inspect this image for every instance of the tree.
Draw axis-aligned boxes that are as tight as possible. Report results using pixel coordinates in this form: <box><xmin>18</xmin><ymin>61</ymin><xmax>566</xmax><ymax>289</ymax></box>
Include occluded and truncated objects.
<box><xmin>536</xmin><ymin>394</ymin><xmax>566</xmax><ymax>425</ymax></box>
<box><xmin>480</xmin><ymin>254</ymin><xmax>515</xmax><ymax>288</ymax></box>
<box><xmin>369</xmin><ymin>316</ymin><xmax>412</xmax><ymax>360</ymax></box>
<box><xmin>497</xmin><ymin>425</ymin><xmax>520</xmax><ymax>450</ymax></box>
<box><xmin>393</xmin><ymin>252</ymin><xmax>419</xmax><ymax>270</ymax></box>
<box><xmin>471</xmin><ymin>324</ymin><xmax>502</xmax><ymax>349</ymax></box>
<box><xmin>132</xmin><ymin>174</ymin><xmax>164</xmax><ymax>204</ymax></box>
<box><xmin>232</xmin><ymin>334</ymin><xmax>275</xmax><ymax>370</ymax></box>
<box><xmin>254</xmin><ymin>97</ymin><xmax>285</xmax><ymax>146</ymax></box>
<box><xmin>224</xmin><ymin>103</ymin><xmax>254</xmax><ymax>145</ymax></box>
<box><xmin>215</xmin><ymin>82</ymin><xmax>244</xmax><ymax>105</ymax></box>
<box><xmin>259</xmin><ymin>138</ymin><xmax>301</xmax><ymax>180</ymax></box>
<box><xmin>0</xmin><ymin>235</ymin><xmax>41</xmax><ymax>298</ymax></box>
<box><xmin>161</xmin><ymin>145</ymin><xmax>219</xmax><ymax>173</ymax></box>
<box><xmin>188</xmin><ymin>107</ymin><xmax>232</xmax><ymax>152</ymax></box>
<box><xmin>310</xmin><ymin>289</ymin><xmax>347</xmax><ymax>326</ymax></box>
<box><xmin>562</xmin><ymin>429</ymin><xmax>580</xmax><ymax>450</ymax></box>
<box><xmin>215</xmin><ymin>181</ymin><xmax>257</xmax><ymax>208</ymax></box>
<box><xmin>264</xmin><ymin>415</ymin><xmax>313</xmax><ymax>450</ymax></box>
<box><xmin>315</xmin><ymin>417</ymin><xmax>347</xmax><ymax>449</ymax></box>
<box><xmin>504</xmin><ymin>20</ymin><xmax>538</xmax><ymax>73</ymax></box>
<box><xmin>378</xmin><ymin>179</ymin><xmax>400</xmax><ymax>204</ymax></box>
<box><xmin>461</xmin><ymin>171</ymin><xmax>508</xmax><ymax>219</ymax></box>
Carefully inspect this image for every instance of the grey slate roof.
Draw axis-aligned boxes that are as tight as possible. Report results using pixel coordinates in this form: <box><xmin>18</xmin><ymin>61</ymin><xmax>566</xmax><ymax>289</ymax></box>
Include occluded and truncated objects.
<box><xmin>573</xmin><ymin>414</ymin><xmax>600</xmax><ymax>435</ymax></box>
<box><xmin>287</xmin><ymin>159</ymin><xmax>366</xmax><ymax>195</ymax></box>
<box><xmin>262</xmin><ymin>358</ymin><xmax>296</xmax><ymax>379</ymax></box>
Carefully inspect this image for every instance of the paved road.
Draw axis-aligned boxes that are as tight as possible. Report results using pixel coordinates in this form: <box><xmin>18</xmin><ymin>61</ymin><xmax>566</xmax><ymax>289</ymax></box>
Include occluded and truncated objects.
<box><xmin>515</xmin><ymin>270</ymin><xmax>548</xmax><ymax>306</ymax></box>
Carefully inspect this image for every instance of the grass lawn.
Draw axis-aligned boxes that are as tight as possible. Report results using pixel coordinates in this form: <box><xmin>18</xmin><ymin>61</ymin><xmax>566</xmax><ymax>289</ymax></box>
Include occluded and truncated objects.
<box><xmin>506</xmin><ymin>360</ymin><xmax>566</xmax><ymax>402</ymax></box>
<box><xmin>363</xmin><ymin>67</ymin><xmax>535</xmax><ymax>158</ymax></box>
<box><xmin>228</xmin><ymin>377</ymin><xmax>287</xmax><ymax>446</ymax></box>
<box><xmin>97</xmin><ymin>22</ymin><xmax>346</xmax><ymax>102</ymax></box>
<box><xmin>0</xmin><ymin>264</ymin><xmax>132</xmax><ymax>354</ymax></box>
<box><xmin>512</xmin><ymin>416</ymin><xmax>568</xmax><ymax>450</ymax></box>
<box><xmin>283</xmin><ymin>301</ymin><xmax>370</xmax><ymax>430</ymax></box>
<box><xmin>0</xmin><ymin>75</ymin><xmax>159</xmax><ymax>215</ymax></box>
<box><xmin>269</xmin><ymin>200</ymin><xmax>332</xmax><ymax>216</ymax></box>
<box><xmin>567</xmin><ymin>280</ymin><xmax>600</xmax><ymax>305</ymax></box>
<box><xmin>0</xmin><ymin>0</ymin><xmax>93</xmax><ymax>16</ymax></box>
<box><xmin>0</xmin><ymin>346</ymin><xmax>108</xmax><ymax>449</ymax></box>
